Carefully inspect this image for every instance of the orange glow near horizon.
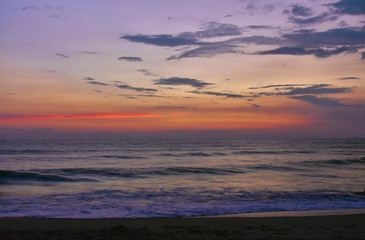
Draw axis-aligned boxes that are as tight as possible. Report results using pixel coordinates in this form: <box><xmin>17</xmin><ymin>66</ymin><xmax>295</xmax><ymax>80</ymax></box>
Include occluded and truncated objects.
<box><xmin>0</xmin><ymin>109</ymin><xmax>314</xmax><ymax>132</ymax></box>
<box><xmin>0</xmin><ymin>113</ymin><xmax>158</xmax><ymax>122</ymax></box>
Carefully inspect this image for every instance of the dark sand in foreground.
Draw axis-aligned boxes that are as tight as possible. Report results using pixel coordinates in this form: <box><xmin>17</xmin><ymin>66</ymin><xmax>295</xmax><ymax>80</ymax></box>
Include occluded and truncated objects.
<box><xmin>1</xmin><ymin>210</ymin><xmax>364</xmax><ymax>240</ymax></box>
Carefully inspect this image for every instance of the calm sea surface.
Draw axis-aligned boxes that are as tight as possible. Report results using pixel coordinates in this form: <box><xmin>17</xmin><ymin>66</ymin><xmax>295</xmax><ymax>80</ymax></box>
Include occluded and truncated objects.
<box><xmin>0</xmin><ymin>139</ymin><xmax>364</xmax><ymax>218</ymax></box>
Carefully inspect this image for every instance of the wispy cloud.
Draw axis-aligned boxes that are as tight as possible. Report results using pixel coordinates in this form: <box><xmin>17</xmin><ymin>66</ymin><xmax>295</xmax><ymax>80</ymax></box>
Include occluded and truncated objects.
<box><xmin>330</xmin><ymin>0</ymin><xmax>365</xmax><ymax>15</ymax></box>
<box><xmin>338</xmin><ymin>76</ymin><xmax>360</xmax><ymax>80</ymax></box>
<box><xmin>283</xmin><ymin>27</ymin><xmax>365</xmax><ymax>47</ymax></box>
<box><xmin>121</xmin><ymin>34</ymin><xmax>200</xmax><ymax>47</ymax></box>
<box><xmin>138</xmin><ymin>94</ymin><xmax>166</xmax><ymax>98</ymax></box>
<box><xmin>84</xmin><ymin>77</ymin><xmax>108</xmax><ymax>86</ymax></box>
<box><xmin>167</xmin><ymin>42</ymin><xmax>244</xmax><ymax>60</ymax></box>
<box><xmin>116</xmin><ymin>84</ymin><xmax>158</xmax><ymax>92</ymax></box>
<box><xmin>230</xmin><ymin>36</ymin><xmax>290</xmax><ymax>45</ymax></box>
<box><xmin>253</xmin><ymin>84</ymin><xmax>353</xmax><ymax>96</ymax></box>
<box><xmin>121</xmin><ymin>21</ymin><xmax>248</xmax><ymax>60</ymax></box>
<box><xmin>188</xmin><ymin>90</ymin><xmax>249</xmax><ymax>99</ymax></box>
<box><xmin>248</xmin><ymin>83</ymin><xmax>356</xmax><ymax>107</ymax></box>
<box><xmin>289</xmin><ymin>13</ymin><xmax>338</xmax><ymax>25</ymax></box>
<box><xmin>121</xmin><ymin>16</ymin><xmax>364</xmax><ymax>61</ymax></box>
<box><xmin>257</xmin><ymin>47</ymin><xmax>308</xmax><ymax>55</ymax></box>
<box><xmin>55</xmin><ymin>53</ymin><xmax>69</xmax><ymax>59</ymax></box>
<box><xmin>280</xmin><ymin>84</ymin><xmax>352</xmax><ymax>95</ymax></box>
<box><xmin>19</xmin><ymin>6</ymin><xmax>40</xmax><ymax>11</ymax></box>
<box><xmin>185</xmin><ymin>83</ymin><xmax>353</xmax><ymax>102</ymax></box>
<box><xmin>251</xmin><ymin>26</ymin><xmax>365</xmax><ymax>59</ymax></box>
<box><xmin>246</xmin><ymin>25</ymin><xmax>276</xmax><ymax>30</ymax></box>
<box><xmin>81</xmin><ymin>51</ymin><xmax>99</xmax><ymax>54</ymax></box>
<box><xmin>249</xmin><ymin>84</ymin><xmax>309</xmax><ymax>89</ymax></box>
<box><xmin>118</xmin><ymin>56</ymin><xmax>143</xmax><ymax>62</ymax></box>
<box><xmin>179</xmin><ymin>21</ymin><xmax>242</xmax><ymax>39</ymax></box>
<box><xmin>19</xmin><ymin>4</ymin><xmax>62</xmax><ymax>11</ymax></box>
<box><xmin>137</xmin><ymin>69</ymin><xmax>158</xmax><ymax>77</ymax></box>
<box><xmin>257</xmin><ymin>46</ymin><xmax>360</xmax><ymax>58</ymax></box>
<box><xmin>244</xmin><ymin>1</ymin><xmax>278</xmax><ymax>15</ymax></box>
<box><xmin>289</xmin><ymin>95</ymin><xmax>347</xmax><ymax>107</ymax></box>
<box><xmin>87</xmin><ymin>81</ymin><xmax>108</xmax><ymax>86</ymax></box>
<box><xmin>121</xmin><ymin>22</ymin><xmax>243</xmax><ymax>48</ymax></box>
<box><xmin>290</xmin><ymin>4</ymin><xmax>313</xmax><ymax>17</ymax></box>
<box><xmin>167</xmin><ymin>36</ymin><xmax>287</xmax><ymax>60</ymax></box>
<box><xmin>154</xmin><ymin>77</ymin><xmax>213</xmax><ymax>88</ymax></box>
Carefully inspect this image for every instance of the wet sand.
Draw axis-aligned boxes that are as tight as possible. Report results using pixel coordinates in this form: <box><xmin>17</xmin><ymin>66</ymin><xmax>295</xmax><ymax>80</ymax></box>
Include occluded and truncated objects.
<box><xmin>1</xmin><ymin>209</ymin><xmax>364</xmax><ymax>239</ymax></box>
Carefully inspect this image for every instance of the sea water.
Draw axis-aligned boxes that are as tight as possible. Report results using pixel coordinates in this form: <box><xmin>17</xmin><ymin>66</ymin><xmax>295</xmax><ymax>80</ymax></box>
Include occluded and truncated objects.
<box><xmin>0</xmin><ymin>139</ymin><xmax>364</xmax><ymax>218</ymax></box>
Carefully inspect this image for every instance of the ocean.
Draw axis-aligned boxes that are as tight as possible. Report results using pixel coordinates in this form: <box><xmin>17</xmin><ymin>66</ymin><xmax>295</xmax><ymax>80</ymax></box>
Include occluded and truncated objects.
<box><xmin>0</xmin><ymin>139</ymin><xmax>364</xmax><ymax>218</ymax></box>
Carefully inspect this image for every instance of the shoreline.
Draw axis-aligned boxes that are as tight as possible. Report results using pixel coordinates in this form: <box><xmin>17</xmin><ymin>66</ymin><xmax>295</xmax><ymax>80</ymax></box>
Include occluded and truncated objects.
<box><xmin>1</xmin><ymin>208</ymin><xmax>364</xmax><ymax>223</ymax></box>
<box><xmin>1</xmin><ymin>209</ymin><xmax>364</xmax><ymax>239</ymax></box>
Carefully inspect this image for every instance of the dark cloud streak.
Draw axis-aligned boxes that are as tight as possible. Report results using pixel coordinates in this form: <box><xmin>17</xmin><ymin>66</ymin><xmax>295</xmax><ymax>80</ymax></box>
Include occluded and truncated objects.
<box><xmin>338</xmin><ymin>76</ymin><xmax>360</xmax><ymax>80</ymax></box>
<box><xmin>121</xmin><ymin>34</ymin><xmax>200</xmax><ymax>47</ymax></box>
<box><xmin>118</xmin><ymin>56</ymin><xmax>143</xmax><ymax>62</ymax></box>
<box><xmin>289</xmin><ymin>95</ymin><xmax>346</xmax><ymax>107</ymax></box>
<box><xmin>167</xmin><ymin>36</ymin><xmax>288</xmax><ymax>60</ymax></box>
<box><xmin>246</xmin><ymin>25</ymin><xmax>276</xmax><ymax>30</ymax></box>
<box><xmin>249</xmin><ymin>84</ymin><xmax>309</xmax><ymax>89</ymax></box>
<box><xmin>188</xmin><ymin>90</ymin><xmax>249</xmax><ymax>99</ymax></box>
<box><xmin>283</xmin><ymin>28</ymin><xmax>365</xmax><ymax>47</ymax></box>
<box><xmin>121</xmin><ymin>20</ymin><xmax>364</xmax><ymax>60</ymax></box>
<box><xmin>154</xmin><ymin>77</ymin><xmax>213</xmax><ymax>88</ymax></box>
<box><xmin>81</xmin><ymin>51</ymin><xmax>99</xmax><ymax>54</ymax></box>
<box><xmin>87</xmin><ymin>81</ymin><xmax>108</xmax><ymax>86</ymax></box>
<box><xmin>331</xmin><ymin>0</ymin><xmax>365</xmax><ymax>15</ymax></box>
<box><xmin>56</xmin><ymin>53</ymin><xmax>69</xmax><ymax>59</ymax></box>
<box><xmin>167</xmin><ymin>43</ymin><xmax>244</xmax><ymax>60</ymax></box>
<box><xmin>137</xmin><ymin>69</ymin><xmax>158</xmax><ymax>76</ymax></box>
<box><xmin>289</xmin><ymin>13</ymin><xmax>338</xmax><ymax>25</ymax></box>
<box><xmin>116</xmin><ymin>84</ymin><xmax>158</xmax><ymax>92</ymax></box>
<box><xmin>291</xmin><ymin>4</ymin><xmax>313</xmax><ymax>17</ymax></box>
<box><xmin>257</xmin><ymin>46</ymin><xmax>360</xmax><ymax>58</ymax></box>
<box><xmin>180</xmin><ymin>22</ymin><xmax>242</xmax><ymax>39</ymax></box>
<box><xmin>280</xmin><ymin>84</ymin><xmax>352</xmax><ymax>95</ymax></box>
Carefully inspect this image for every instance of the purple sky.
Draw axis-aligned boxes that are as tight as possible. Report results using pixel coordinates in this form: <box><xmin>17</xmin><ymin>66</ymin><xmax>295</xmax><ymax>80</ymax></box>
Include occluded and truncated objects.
<box><xmin>0</xmin><ymin>0</ymin><xmax>364</xmax><ymax>139</ymax></box>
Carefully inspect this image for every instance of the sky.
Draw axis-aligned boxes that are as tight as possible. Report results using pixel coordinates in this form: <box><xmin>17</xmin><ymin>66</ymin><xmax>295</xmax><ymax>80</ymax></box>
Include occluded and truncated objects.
<box><xmin>0</xmin><ymin>0</ymin><xmax>364</xmax><ymax>139</ymax></box>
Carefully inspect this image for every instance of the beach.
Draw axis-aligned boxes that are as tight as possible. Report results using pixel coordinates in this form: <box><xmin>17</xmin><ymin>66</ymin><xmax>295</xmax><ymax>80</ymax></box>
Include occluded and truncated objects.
<box><xmin>1</xmin><ymin>210</ymin><xmax>364</xmax><ymax>240</ymax></box>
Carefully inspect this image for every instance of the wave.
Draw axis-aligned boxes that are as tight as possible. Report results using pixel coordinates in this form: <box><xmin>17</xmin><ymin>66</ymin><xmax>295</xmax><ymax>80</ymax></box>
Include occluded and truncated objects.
<box><xmin>304</xmin><ymin>157</ymin><xmax>365</xmax><ymax>166</ymax></box>
<box><xmin>1</xmin><ymin>188</ymin><xmax>364</xmax><ymax>218</ymax></box>
<box><xmin>247</xmin><ymin>165</ymin><xmax>305</xmax><ymax>172</ymax></box>
<box><xmin>233</xmin><ymin>150</ymin><xmax>315</xmax><ymax>155</ymax></box>
<box><xmin>0</xmin><ymin>149</ymin><xmax>63</xmax><ymax>155</ymax></box>
<box><xmin>0</xmin><ymin>166</ymin><xmax>245</xmax><ymax>183</ymax></box>
<box><xmin>0</xmin><ymin>170</ymin><xmax>94</xmax><ymax>183</ymax></box>
<box><xmin>100</xmin><ymin>155</ymin><xmax>146</xmax><ymax>159</ymax></box>
<box><xmin>161</xmin><ymin>167</ymin><xmax>243</xmax><ymax>174</ymax></box>
<box><xmin>158</xmin><ymin>152</ymin><xmax>226</xmax><ymax>157</ymax></box>
<box><xmin>59</xmin><ymin>167</ymin><xmax>245</xmax><ymax>176</ymax></box>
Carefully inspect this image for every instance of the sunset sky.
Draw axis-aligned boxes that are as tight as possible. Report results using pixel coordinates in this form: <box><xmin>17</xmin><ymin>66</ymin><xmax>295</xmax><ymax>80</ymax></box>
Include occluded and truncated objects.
<box><xmin>1</xmin><ymin>0</ymin><xmax>364</xmax><ymax>139</ymax></box>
